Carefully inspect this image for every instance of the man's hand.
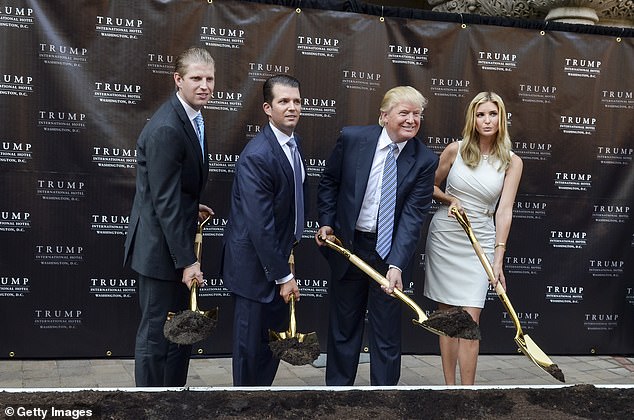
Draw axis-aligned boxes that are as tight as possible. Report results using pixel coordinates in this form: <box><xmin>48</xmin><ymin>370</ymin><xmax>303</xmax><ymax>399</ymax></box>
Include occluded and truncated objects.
<box><xmin>198</xmin><ymin>204</ymin><xmax>214</xmax><ymax>221</ymax></box>
<box><xmin>382</xmin><ymin>267</ymin><xmax>403</xmax><ymax>295</ymax></box>
<box><xmin>280</xmin><ymin>278</ymin><xmax>300</xmax><ymax>303</ymax></box>
<box><xmin>182</xmin><ymin>262</ymin><xmax>203</xmax><ymax>290</ymax></box>
<box><xmin>315</xmin><ymin>225</ymin><xmax>334</xmax><ymax>246</ymax></box>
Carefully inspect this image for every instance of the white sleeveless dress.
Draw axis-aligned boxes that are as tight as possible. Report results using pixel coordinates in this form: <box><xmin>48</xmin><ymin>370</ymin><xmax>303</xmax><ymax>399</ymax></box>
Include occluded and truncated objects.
<box><xmin>423</xmin><ymin>141</ymin><xmax>507</xmax><ymax>308</ymax></box>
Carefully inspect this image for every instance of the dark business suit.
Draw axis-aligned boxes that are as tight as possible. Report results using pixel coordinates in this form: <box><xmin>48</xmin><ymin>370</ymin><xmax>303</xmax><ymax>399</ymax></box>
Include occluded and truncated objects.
<box><xmin>222</xmin><ymin>123</ymin><xmax>306</xmax><ymax>386</ymax></box>
<box><xmin>318</xmin><ymin>124</ymin><xmax>438</xmax><ymax>385</ymax></box>
<box><xmin>124</xmin><ymin>93</ymin><xmax>209</xmax><ymax>387</ymax></box>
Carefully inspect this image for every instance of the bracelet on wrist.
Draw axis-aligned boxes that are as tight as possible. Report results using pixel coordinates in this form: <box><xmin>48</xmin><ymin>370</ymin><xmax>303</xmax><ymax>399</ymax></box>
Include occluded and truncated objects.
<box><xmin>494</xmin><ymin>242</ymin><xmax>506</xmax><ymax>250</ymax></box>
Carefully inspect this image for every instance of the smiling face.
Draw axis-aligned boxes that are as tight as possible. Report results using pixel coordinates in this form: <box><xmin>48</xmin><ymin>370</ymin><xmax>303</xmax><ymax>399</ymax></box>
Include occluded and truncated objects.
<box><xmin>174</xmin><ymin>61</ymin><xmax>215</xmax><ymax>111</ymax></box>
<box><xmin>263</xmin><ymin>83</ymin><xmax>301</xmax><ymax>136</ymax></box>
<box><xmin>474</xmin><ymin>101</ymin><xmax>499</xmax><ymax>140</ymax></box>
<box><xmin>381</xmin><ymin>101</ymin><xmax>422</xmax><ymax>143</ymax></box>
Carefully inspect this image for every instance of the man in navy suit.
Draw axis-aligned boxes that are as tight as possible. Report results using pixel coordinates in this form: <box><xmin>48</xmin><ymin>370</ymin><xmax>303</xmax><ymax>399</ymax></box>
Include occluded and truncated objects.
<box><xmin>222</xmin><ymin>74</ymin><xmax>305</xmax><ymax>386</ymax></box>
<box><xmin>316</xmin><ymin>86</ymin><xmax>438</xmax><ymax>386</ymax></box>
<box><xmin>124</xmin><ymin>47</ymin><xmax>215</xmax><ymax>387</ymax></box>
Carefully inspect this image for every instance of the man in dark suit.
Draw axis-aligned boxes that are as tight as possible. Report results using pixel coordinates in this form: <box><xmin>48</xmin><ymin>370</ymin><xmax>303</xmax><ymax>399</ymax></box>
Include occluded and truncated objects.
<box><xmin>124</xmin><ymin>47</ymin><xmax>215</xmax><ymax>387</ymax></box>
<box><xmin>315</xmin><ymin>86</ymin><xmax>438</xmax><ymax>386</ymax></box>
<box><xmin>222</xmin><ymin>74</ymin><xmax>305</xmax><ymax>386</ymax></box>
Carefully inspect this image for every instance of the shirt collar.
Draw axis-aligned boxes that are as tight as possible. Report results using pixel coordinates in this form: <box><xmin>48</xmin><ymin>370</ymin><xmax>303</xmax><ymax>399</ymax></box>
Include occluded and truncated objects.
<box><xmin>175</xmin><ymin>91</ymin><xmax>200</xmax><ymax>121</ymax></box>
<box><xmin>379</xmin><ymin>127</ymin><xmax>407</xmax><ymax>154</ymax></box>
<box><xmin>269</xmin><ymin>122</ymin><xmax>294</xmax><ymax>146</ymax></box>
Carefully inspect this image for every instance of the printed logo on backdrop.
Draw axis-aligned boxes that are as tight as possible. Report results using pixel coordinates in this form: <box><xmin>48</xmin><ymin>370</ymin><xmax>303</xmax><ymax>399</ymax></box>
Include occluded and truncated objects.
<box><xmin>302</xmin><ymin>220</ymin><xmax>320</xmax><ymax>240</ymax></box>
<box><xmin>94</xmin><ymin>81</ymin><xmax>142</xmax><ymax>105</ymax></box>
<box><xmin>477</xmin><ymin>51</ymin><xmax>517</xmax><ymax>72</ymax></box>
<box><xmin>147</xmin><ymin>52</ymin><xmax>174</xmax><ymax>75</ymax></box>
<box><xmin>34</xmin><ymin>309</ymin><xmax>82</xmax><ymax>330</ymax></box>
<box><xmin>38</xmin><ymin>110</ymin><xmax>86</xmax><ymax>133</ymax></box>
<box><xmin>559</xmin><ymin>115</ymin><xmax>596</xmax><ymax>135</ymax></box>
<box><xmin>502</xmin><ymin>311</ymin><xmax>539</xmax><ymax>330</ymax></box>
<box><xmin>200</xmin><ymin>26</ymin><xmax>244</xmax><ymax>49</ymax></box>
<box><xmin>93</xmin><ymin>145</ymin><xmax>136</xmax><ymax>169</ymax></box>
<box><xmin>518</xmin><ymin>84</ymin><xmax>557</xmax><ymax>104</ymax></box>
<box><xmin>35</xmin><ymin>244</ymin><xmax>84</xmax><ymax>266</ymax></box>
<box><xmin>0</xmin><ymin>73</ymin><xmax>33</xmax><ymax>97</ymax></box>
<box><xmin>0</xmin><ymin>276</ymin><xmax>30</xmax><ymax>298</ymax></box>
<box><xmin>426</xmin><ymin>136</ymin><xmax>459</xmax><ymax>154</ymax></box>
<box><xmin>0</xmin><ymin>210</ymin><xmax>31</xmax><ymax>233</ymax></box>
<box><xmin>208</xmin><ymin>153</ymin><xmax>239</xmax><ymax>174</ymax></box>
<box><xmin>296</xmin><ymin>278</ymin><xmax>328</xmax><ymax>298</ymax></box>
<box><xmin>588</xmin><ymin>259</ymin><xmax>624</xmax><ymax>279</ymax></box>
<box><xmin>90</xmin><ymin>277</ymin><xmax>136</xmax><ymax>299</ymax></box>
<box><xmin>301</xmin><ymin>97</ymin><xmax>336</xmax><ymax>119</ymax></box>
<box><xmin>297</xmin><ymin>35</ymin><xmax>340</xmax><ymax>58</ymax></box>
<box><xmin>304</xmin><ymin>157</ymin><xmax>326</xmax><ymax>178</ymax></box>
<box><xmin>0</xmin><ymin>140</ymin><xmax>32</xmax><ymax>164</ymax></box>
<box><xmin>341</xmin><ymin>69</ymin><xmax>381</xmax><ymax>92</ymax></box>
<box><xmin>37</xmin><ymin>178</ymin><xmax>86</xmax><ymax>202</ymax></box>
<box><xmin>202</xmin><ymin>217</ymin><xmax>227</xmax><ymax>237</ymax></box>
<box><xmin>429</xmin><ymin>78</ymin><xmax>470</xmax><ymax>98</ymax></box>
<box><xmin>198</xmin><ymin>277</ymin><xmax>231</xmax><ymax>298</ymax></box>
<box><xmin>563</xmin><ymin>57</ymin><xmax>601</xmax><ymax>79</ymax></box>
<box><xmin>601</xmin><ymin>89</ymin><xmax>634</xmax><ymax>110</ymax></box>
<box><xmin>596</xmin><ymin>146</ymin><xmax>632</xmax><ymax>166</ymax></box>
<box><xmin>38</xmin><ymin>43</ymin><xmax>87</xmax><ymax>68</ymax></box>
<box><xmin>584</xmin><ymin>313</ymin><xmax>618</xmax><ymax>331</ymax></box>
<box><xmin>96</xmin><ymin>15</ymin><xmax>143</xmax><ymax>40</ymax></box>
<box><xmin>626</xmin><ymin>287</ymin><xmax>634</xmax><ymax>306</ymax></box>
<box><xmin>387</xmin><ymin>44</ymin><xmax>428</xmax><ymax>66</ymax></box>
<box><xmin>248</xmin><ymin>62</ymin><xmax>290</xmax><ymax>83</ymax></box>
<box><xmin>0</xmin><ymin>4</ymin><xmax>34</xmax><ymax>29</ymax></box>
<box><xmin>505</xmin><ymin>255</ymin><xmax>543</xmax><ymax>276</ymax></box>
<box><xmin>512</xmin><ymin>141</ymin><xmax>552</xmax><ymax>162</ymax></box>
<box><xmin>245</xmin><ymin>123</ymin><xmax>261</xmax><ymax>141</ymax></box>
<box><xmin>418</xmin><ymin>252</ymin><xmax>426</xmax><ymax>269</ymax></box>
<box><xmin>553</xmin><ymin>171</ymin><xmax>592</xmax><ymax>191</ymax></box>
<box><xmin>592</xmin><ymin>203</ymin><xmax>630</xmax><ymax>223</ymax></box>
<box><xmin>549</xmin><ymin>230</ymin><xmax>587</xmax><ymax>249</ymax></box>
<box><xmin>513</xmin><ymin>200</ymin><xmax>547</xmax><ymax>220</ymax></box>
<box><xmin>545</xmin><ymin>284</ymin><xmax>583</xmax><ymax>304</ymax></box>
<box><xmin>91</xmin><ymin>214</ymin><xmax>128</xmax><ymax>236</ymax></box>
<box><xmin>204</xmin><ymin>90</ymin><xmax>244</xmax><ymax>112</ymax></box>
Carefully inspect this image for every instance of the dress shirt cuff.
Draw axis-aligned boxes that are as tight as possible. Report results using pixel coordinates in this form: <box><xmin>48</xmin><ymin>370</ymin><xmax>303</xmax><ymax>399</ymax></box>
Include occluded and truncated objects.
<box><xmin>388</xmin><ymin>265</ymin><xmax>402</xmax><ymax>272</ymax></box>
<box><xmin>275</xmin><ymin>273</ymin><xmax>294</xmax><ymax>285</ymax></box>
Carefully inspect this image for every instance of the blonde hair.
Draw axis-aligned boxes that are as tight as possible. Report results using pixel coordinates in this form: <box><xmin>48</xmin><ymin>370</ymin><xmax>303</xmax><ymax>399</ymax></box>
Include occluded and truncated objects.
<box><xmin>378</xmin><ymin>86</ymin><xmax>428</xmax><ymax>126</ymax></box>
<box><xmin>460</xmin><ymin>91</ymin><xmax>512</xmax><ymax>171</ymax></box>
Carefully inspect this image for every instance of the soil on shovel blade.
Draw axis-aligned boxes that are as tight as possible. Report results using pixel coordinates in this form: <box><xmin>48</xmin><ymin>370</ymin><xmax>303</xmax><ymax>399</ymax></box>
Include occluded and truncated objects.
<box><xmin>423</xmin><ymin>307</ymin><xmax>482</xmax><ymax>340</ymax></box>
<box><xmin>2</xmin><ymin>384</ymin><xmax>633</xmax><ymax>419</ymax></box>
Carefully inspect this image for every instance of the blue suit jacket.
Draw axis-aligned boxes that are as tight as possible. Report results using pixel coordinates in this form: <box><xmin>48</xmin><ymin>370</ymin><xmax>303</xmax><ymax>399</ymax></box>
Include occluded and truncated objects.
<box><xmin>124</xmin><ymin>93</ymin><xmax>209</xmax><ymax>280</ymax></box>
<box><xmin>222</xmin><ymin>123</ymin><xmax>307</xmax><ymax>303</ymax></box>
<box><xmin>317</xmin><ymin>124</ymin><xmax>438</xmax><ymax>281</ymax></box>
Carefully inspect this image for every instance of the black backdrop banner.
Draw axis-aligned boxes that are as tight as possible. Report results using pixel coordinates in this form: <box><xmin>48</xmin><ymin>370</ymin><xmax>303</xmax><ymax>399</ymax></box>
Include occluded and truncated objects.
<box><xmin>1</xmin><ymin>0</ymin><xmax>632</xmax><ymax>359</ymax></box>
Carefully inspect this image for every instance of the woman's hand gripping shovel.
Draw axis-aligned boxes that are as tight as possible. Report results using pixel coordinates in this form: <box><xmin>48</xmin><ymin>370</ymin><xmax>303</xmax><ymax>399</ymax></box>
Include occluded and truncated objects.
<box><xmin>269</xmin><ymin>250</ymin><xmax>321</xmax><ymax>365</ymax></box>
<box><xmin>451</xmin><ymin>207</ymin><xmax>565</xmax><ymax>382</ymax></box>
<box><xmin>318</xmin><ymin>235</ymin><xmax>481</xmax><ymax>340</ymax></box>
<box><xmin>163</xmin><ymin>213</ymin><xmax>219</xmax><ymax>345</ymax></box>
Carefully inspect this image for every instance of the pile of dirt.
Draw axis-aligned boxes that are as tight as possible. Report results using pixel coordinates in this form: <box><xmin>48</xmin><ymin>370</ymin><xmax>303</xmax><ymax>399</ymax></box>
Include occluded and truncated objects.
<box><xmin>2</xmin><ymin>384</ymin><xmax>633</xmax><ymax>419</ymax></box>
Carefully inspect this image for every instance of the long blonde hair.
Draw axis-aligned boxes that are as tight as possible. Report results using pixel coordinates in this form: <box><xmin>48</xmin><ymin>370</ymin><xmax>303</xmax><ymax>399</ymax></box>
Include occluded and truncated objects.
<box><xmin>460</xmin><ymin>91</ymin><xmax>512</xmax><ymax>171</ymax></box>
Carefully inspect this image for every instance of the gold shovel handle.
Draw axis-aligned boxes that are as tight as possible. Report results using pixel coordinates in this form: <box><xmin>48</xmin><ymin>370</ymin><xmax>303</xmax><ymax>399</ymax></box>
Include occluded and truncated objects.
<box><xmin>190</xmin><ymin>212</ymin><xmax>212</xmax><ymax>312</ymax></box>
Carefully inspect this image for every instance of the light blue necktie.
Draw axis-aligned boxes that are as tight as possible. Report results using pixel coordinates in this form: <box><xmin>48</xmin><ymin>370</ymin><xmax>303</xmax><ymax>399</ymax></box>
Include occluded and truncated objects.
<box><xmin>376</xmin><ymin>143</ymin><xmax>398</xmax><ymax>259</ymax></box>
<box><xmin>288</xmin><ymin>138</ymin><xmax>304</xmax><ymax>241</ymax></box>
<box><xmin>194</xmin><ymin>113</ymin><xmax>205</xmax><ymax>159</ymax></box>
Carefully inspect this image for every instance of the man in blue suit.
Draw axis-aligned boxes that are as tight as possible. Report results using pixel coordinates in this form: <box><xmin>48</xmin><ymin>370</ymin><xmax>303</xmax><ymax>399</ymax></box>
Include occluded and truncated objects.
<box><xmin>222</xmin><ymin>74</ymin><xmax>305</xmax><ymax>386</ymax></box>
<box><xmin>124</xmin><ymin>47</ymin><xmax>215</xmax><ymax>387</ymax></box>
<box><xmin>316</xmin><ymin>86</ymin><xmax>438</xmax><ymax>386</ymax></box>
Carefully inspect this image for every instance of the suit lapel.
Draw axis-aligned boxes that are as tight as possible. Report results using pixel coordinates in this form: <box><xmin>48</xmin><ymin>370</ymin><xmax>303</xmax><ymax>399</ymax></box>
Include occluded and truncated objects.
<box><xmin>355</xmin><ymin>126</ymin><xmax>381</xmax><ymax>214</ymax></box>
<box><xmin>264</xmin><ymin>125</ymin><xmax>294</xmax><ymax>187</ymax></box>
<box><xmin>171</xmin><ymin>94</ymin><xmax>206</xmax><ymax>187</ymax></box>
<box><xmin>396</xmin><ymin>137</ymin><xmax>416</xmax><ymax>194</ymax></box>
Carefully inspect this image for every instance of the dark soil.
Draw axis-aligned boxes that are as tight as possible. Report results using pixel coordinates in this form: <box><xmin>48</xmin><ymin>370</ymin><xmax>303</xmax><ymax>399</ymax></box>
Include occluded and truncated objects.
<box><xmin>2</xmin><ymin>384</ymin><xmax>633</xmax><ymax>419</ymax></box>
<box><xmin>269</xmin><ymin>335</ymin><xmax>321</xmax><ymax>366</ymax></box>
<box><xmin>423</xmin><ymin>307</ymin><xmax>482</xmax><ymax>340</ymax></box>
<box><xmin>163</xmin><ymin>309</ymin><xmax>218</xmax><ymax>345</ymax></box>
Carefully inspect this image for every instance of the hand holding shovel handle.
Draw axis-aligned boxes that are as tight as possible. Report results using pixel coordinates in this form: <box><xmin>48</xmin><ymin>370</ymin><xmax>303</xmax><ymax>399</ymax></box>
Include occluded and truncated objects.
<box><xmin>451</xmin><ymin>207</ymin><xmax>564</xmax><ymax>382</ymax></box>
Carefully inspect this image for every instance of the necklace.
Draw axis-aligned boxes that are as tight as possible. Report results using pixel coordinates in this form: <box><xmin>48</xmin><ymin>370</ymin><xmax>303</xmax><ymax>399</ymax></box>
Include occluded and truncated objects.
<box><xmin>482</xmin><ymin>154</ymin><xmax>489</xmax><ymax>160</ymax></box>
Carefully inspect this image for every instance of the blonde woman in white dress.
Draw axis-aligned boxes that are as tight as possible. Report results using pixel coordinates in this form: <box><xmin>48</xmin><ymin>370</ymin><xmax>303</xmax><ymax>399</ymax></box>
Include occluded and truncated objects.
<box><xmin>424</xmin><ymin>92</ymin><xmax>523</xmax><ymax>385</ymax></box>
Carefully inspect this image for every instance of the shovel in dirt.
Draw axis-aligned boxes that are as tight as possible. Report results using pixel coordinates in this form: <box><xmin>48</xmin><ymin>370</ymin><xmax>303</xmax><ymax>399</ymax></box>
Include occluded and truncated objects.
<box><xmin>163</xmin><ymin>213</ymin><xmax>219</xmax><ymax>345</ymax></box>
<box><xmin>451</xmin><ymin>207</ymin><xmax>565</xmax><ymax>382</ymax></box>
<box><xmin>269</xmin><ymin>251</ymin><xmax>321</xmax><ymax>365</ymax></box>
<box><xmin>318</xmin><ymin>234</ymin><xmax>481</xmax><ymax>340</ymax></box>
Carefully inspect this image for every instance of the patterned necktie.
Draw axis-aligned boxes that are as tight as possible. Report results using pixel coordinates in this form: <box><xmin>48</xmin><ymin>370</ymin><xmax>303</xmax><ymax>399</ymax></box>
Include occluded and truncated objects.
<box><xmin>288</xmin><ymin>138</ymin><xmax>304</xmax><ymax>241</ymax></box>
<box><xmin>194</xmin><ymin>113</ymin><xmax>205</xmax><ymax>159</ymax></box>
<box><xmin>376</xmin><ymin>143</ymin><xmax>398</xmax><ymax>259</ymax></box>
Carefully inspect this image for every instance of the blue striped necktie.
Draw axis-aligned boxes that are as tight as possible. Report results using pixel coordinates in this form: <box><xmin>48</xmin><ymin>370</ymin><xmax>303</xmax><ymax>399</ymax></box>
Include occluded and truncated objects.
<box><xmin>194</xmin><ymin>113</ymin><xmax>205</xmax><ymax>159</ymax></box>
<box><xmin>376</xmin><ymin>143</ymin><xmax>398</xmax><ymax>259</ymax></box>
<box><xmin>288</xmin><ymin>138</ymin><xmax>304</xmax><ymax>241</ymax></box>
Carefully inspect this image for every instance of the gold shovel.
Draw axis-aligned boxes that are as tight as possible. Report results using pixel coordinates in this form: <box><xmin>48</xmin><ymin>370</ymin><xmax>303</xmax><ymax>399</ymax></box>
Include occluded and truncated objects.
<box><xmin>318</xmin><ymin>235</ymin><xmax>481</xmax><ymax>340</ymax></box>
<box><xmin>451</xmin><ymin>207</ymin><xmax>565</xmax><ymax>382</ymax></box>
<box><xmin>163</xmin><ymin>213</ymin><xmax>219</xmax><ymax>345</ymax></box>
<box><xmin>269</xmin><ymin>251</ymin><xmax>320</xmax><ymax>365</ymax></box>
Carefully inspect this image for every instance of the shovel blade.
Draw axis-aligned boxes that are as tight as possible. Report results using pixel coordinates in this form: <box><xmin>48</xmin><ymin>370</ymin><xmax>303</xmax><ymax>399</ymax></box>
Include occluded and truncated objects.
<box><xmin>515</xmin><ymin>333</ymin><xmax>565</xmax><ymax>382</ymax></box>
